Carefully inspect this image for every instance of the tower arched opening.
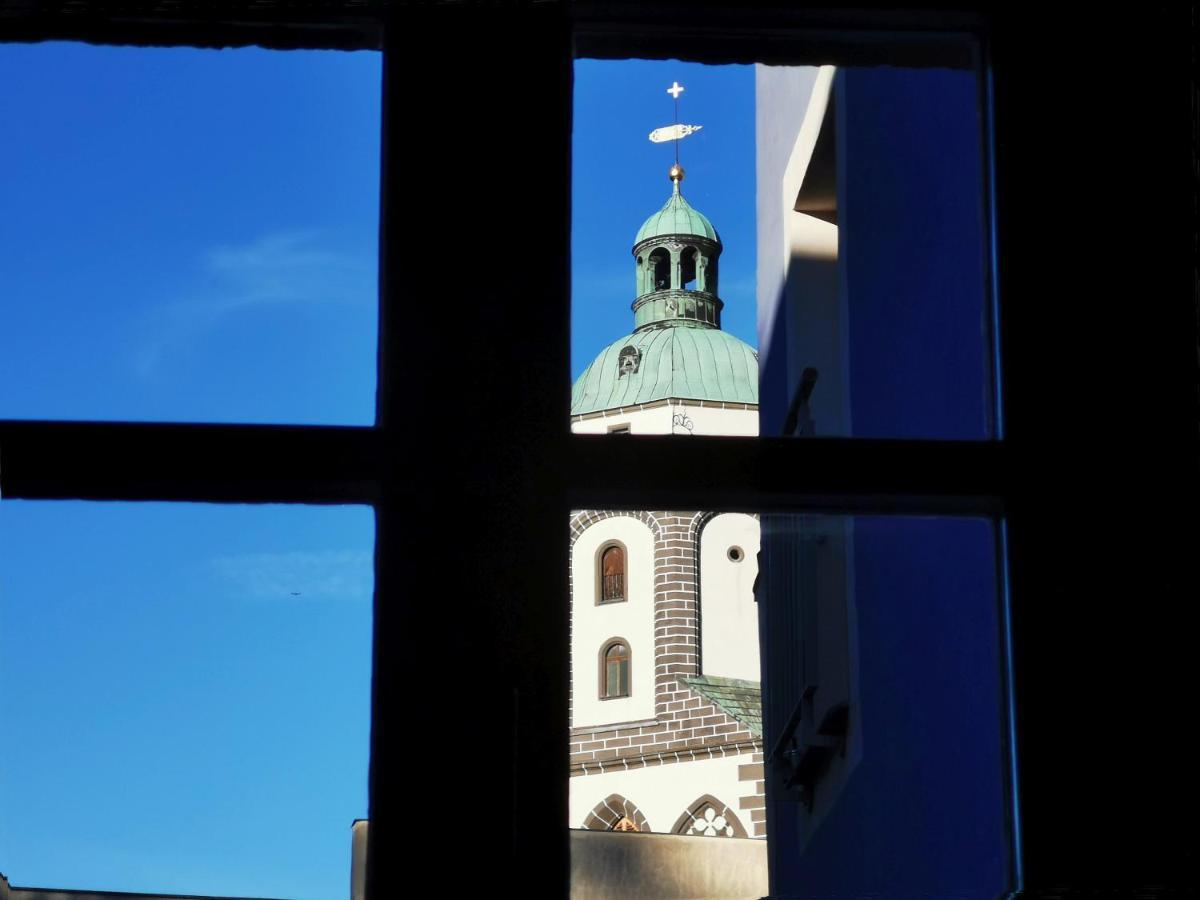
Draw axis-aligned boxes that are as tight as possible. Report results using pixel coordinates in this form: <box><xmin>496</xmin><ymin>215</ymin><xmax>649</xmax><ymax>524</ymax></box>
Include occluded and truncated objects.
<box><xmin>649</xmin><ymin>248</ymin><xmax>670</xmax><ymax>291</ymax></box>
<box><xmin>680</xmin><ymin>246</ymin><xmax>698</xmax><ymax>291</ymax></box>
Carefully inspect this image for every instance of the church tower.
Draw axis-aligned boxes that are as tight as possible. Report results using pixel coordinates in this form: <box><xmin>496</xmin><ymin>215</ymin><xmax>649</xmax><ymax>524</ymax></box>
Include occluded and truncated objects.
<box><xmin>570</xmin><ymin>163</ymin><xmax>759</xmax><ymax>437</ymax></box>
<box><xmin>568</xmin><ymin>148</ymin><xmax>766</xmax><ymax>848</ymax></box>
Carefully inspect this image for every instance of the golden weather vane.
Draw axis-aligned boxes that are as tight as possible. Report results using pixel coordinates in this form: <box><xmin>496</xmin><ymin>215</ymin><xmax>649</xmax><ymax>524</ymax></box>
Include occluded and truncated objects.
<box><xmin>648</xmin><ymin>81</ymin><xmax>703</xmax><ymax>177</ymax></box>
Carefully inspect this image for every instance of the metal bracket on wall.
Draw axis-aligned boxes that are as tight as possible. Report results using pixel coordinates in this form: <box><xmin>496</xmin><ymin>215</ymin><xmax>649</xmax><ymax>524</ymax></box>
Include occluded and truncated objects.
<box><xmin>770</xmin><ymin>684</ymin><xmax>848</xmax><ymax>809</ymax></box>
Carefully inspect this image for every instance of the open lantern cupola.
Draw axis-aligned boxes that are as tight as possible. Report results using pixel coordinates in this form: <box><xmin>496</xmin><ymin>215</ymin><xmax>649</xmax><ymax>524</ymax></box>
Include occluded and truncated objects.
<box><xmin>632</xmin><ymin>165</ymin><xmax>724</xmax><ymax>331</ymax></box>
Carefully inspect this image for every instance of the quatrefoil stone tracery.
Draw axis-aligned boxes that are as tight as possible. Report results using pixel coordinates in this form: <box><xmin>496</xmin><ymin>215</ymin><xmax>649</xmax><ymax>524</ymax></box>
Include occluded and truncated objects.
<box><xmin>688</xmin><ymin>806</ymin><xmax>734</xmax><ymax>837</ymax></box>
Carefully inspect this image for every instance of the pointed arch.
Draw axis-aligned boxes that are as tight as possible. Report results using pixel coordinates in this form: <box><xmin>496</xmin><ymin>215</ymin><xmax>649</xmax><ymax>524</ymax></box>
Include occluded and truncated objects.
<box><xmin>671</xmin><ymin>794</ymin><xmax>748</xmax><ymax>838</ymax></box>
<box><xmin>581</xmin><ymin>793</ymin><xmax>651</xmax><ymax>833</ymax></box>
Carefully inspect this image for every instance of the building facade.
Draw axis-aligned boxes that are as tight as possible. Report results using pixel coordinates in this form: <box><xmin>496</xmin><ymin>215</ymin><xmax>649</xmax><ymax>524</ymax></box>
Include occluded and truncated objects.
<box><xmin>568</xmin><ymin>165</ymin><xmax>767</xmax><ymax>842</ymax></box>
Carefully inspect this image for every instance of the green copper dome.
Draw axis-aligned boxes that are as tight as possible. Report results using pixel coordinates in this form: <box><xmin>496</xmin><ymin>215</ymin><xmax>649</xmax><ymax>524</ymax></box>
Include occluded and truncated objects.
<box><xmin>571</xmin><ymin>324</ymin><xmax>758</xmax><ymax>416</ymax></box>
<box><xmin>634</xmin><ymin>184</ymin><xmax>720</xmax><ymax>246</ymax></box>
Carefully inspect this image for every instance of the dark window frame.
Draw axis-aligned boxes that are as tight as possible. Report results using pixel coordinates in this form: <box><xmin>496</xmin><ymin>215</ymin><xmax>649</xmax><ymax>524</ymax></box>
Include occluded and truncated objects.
<box><xmin>0</xmin><ymin>4</ymin><xmax>1190</xmax><ymax>899</ymax></box>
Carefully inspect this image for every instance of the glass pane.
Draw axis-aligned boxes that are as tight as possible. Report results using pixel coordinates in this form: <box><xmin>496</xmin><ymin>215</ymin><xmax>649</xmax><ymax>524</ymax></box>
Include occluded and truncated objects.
<box><xmin>571</xmin><ymin>56</ymin><xmax>995</xmax><ymax>440</ymax></box>
<box><xmin>568</xmin><ymin>508</ymin><xmax>1016</xmax><ymax>898</ymax></box>
<box><xmin>572</xmin><ymin>61</ymin><xmax>760</xmax><ymax>439</ymax></box>
<box><xmin>0</xmin><ymin>501</ymin><xmax>373</xmax><ymax>898</ymax></box>
<box><xmin>757</xmin><ymin>513</ymin><xmax>1015</xmax><ymax>896</ymax></box>
<box><xmin>569</xmin><ymin>508</ymin><xmax>769</xmax><ymax>897</ymax></box>
<box><xmin>0</xmin><ymin>43</ymin><xmax>380</xmax><ymax>425</ymax></box>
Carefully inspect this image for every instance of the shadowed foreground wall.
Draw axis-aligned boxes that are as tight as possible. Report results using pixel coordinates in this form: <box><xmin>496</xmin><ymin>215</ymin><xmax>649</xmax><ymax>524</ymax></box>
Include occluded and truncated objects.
<box><xmin>569</xmin><ymin>830</ymin><xmax>767</xmax><ymax>900</ymax></box>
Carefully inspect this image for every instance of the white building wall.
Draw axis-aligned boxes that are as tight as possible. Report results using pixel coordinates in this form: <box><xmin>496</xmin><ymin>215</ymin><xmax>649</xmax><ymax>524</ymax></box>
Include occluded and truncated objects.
<box><xmin>572</xmin><ymin>517</ymin><xmax>657</xmax><ymax>728</ymax></box>
<box><xmin>572</xmin><ymin>402</ymin><xmax>758</xmax><ymax>437</ymax></box>
<box><xmin>699</xmin><ymin>513</ymin><xmax>762</xmax><ymax>681</ymax></box>
<box><xmin>570</xmin><ymin>751</ymin><xmax>760</xmax><ymax>836</ymax></box>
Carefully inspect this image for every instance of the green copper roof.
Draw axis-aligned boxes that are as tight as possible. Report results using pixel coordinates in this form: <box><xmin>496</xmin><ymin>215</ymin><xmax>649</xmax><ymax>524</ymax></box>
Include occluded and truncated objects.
<box><xmin>682</xmin><ymin>675</ymin><xmax>762</xmax><ymax>738</ymax></box>
<box><xmin>571</xmin><ymin>324</ymin><xmax>758</xmax><ymax>416</ymax></box>
<box><xmin>634</xmin><ymin>185</ymin><xmax>720</xmax><ymax>246</ymax></box>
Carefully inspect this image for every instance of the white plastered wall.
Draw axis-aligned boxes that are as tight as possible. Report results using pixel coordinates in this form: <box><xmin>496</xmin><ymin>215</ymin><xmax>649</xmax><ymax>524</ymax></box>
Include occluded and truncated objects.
<box><xmin>572</xmin><ymin>402</ymin><xmax>758</xmax><ymax>437</ymax></box>
<box><xmin>699</xmin><ymin>513</ymin><xmax>762</xmax><ymax>681</ymax></box>
<box><xmin>572</xmin><ymin>516</ymin><xmax>656</xmax><ymax>728</ymax></box>
<box><xmin>570</xmin><ymin>751</ymin><xmax>760</xmax><ymax>835</ymax></box>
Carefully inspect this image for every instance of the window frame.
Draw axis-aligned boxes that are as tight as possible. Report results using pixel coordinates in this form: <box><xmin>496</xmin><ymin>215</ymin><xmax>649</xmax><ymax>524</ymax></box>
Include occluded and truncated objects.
<box><xmin>596</xmin><ymin>540</ymin><xmax>627</xmax><ymax>604</ymax></box>
<box><xmin>599</xmin><ymin>638</ymin><xmax>631</xmax><ymax>700</ymax></box>
<box><xmin>0</xmin><ymin>3</ymin><xmax>1190</xmax><ymax>899</ymax></box>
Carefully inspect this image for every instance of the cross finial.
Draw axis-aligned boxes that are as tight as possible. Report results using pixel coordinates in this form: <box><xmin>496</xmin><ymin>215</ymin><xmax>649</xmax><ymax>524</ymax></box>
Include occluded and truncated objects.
<box><xmin>667</xmin><ymin>81</ymin><xmax>685</xmax><ymax>100</ymax></box>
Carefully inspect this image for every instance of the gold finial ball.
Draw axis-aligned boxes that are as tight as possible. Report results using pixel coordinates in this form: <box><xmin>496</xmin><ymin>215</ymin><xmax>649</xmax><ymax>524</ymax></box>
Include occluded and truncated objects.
<box><xmin>669</xmin><ymin>163</ymin><xmax>685</xmax><ymax>183</ymax></box>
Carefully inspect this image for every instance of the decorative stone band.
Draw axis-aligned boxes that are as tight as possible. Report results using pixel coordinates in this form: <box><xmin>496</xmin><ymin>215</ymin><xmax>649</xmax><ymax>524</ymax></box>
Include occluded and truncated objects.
<box><xmin>569</xmin><ymin>670</ymin><xmax>760</xmax><ymax>773</ymax></box>
<box><xmin>570</xmin><ymin>398</ymin><xmax>757</xmax><ymax>424</ymax></box>
<box><xmin>631</xmin><ymin>233</ymin><xmax>720</xmax><ymax>259</ymax></box>
<box><xmin>570</xmin><ymin>738</ymin><xmax>762</xmax><ymax>777</ymax></box>
<box><xmin>632</xmin><ymin>289</ymin><xmax>724</xmax><ymax>331</ymax></box>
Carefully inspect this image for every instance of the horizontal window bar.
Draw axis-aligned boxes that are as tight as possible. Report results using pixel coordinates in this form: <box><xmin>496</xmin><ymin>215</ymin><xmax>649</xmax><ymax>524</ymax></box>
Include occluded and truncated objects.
<box><xmin>0</xmin><ymin>423</ymin><xmax>1009</xmax><ymax>511</ymax></box>
<box><xmin>567</xmin><ymin>436</ymin><xmax>1007</xmax><ymax>514</ymax></box>
<box><xmin>572</xmin><ymin>8</ymin><xmax>984</xmax><ymax>68</ymax></box>
<box><xmin>0</xmin><ymin>421</ymin><xmax>382</xmax><ymax>504</ymax></box>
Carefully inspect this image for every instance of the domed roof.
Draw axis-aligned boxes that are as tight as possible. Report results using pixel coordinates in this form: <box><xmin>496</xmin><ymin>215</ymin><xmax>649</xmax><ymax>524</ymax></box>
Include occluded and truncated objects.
<box><xmin>571</xmin><ymin>325</ymin><xmax>757</xmax><ymax>416</ymax></box>
<box><xmin>634</xmin><ymin>187</ymin><xmax>720</xmax><ymax>246</ymax></box>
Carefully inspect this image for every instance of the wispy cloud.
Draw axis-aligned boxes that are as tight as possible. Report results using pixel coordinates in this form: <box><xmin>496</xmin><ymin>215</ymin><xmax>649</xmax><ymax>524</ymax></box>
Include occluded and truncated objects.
<box><xmin>212</xmin><ymin>549</ymin><xmax>372</xmax><ymax>602</ymax></box>
<box><xmin>133</xmin><ymin>230</ymin><xmax>371</xmax><ymax>377</ymax></box>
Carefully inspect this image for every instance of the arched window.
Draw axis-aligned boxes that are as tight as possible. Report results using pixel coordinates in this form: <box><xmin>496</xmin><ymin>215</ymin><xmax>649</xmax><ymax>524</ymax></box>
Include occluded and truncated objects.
<box><xmin>649</xmin><ymin>248</ymin><xmax>670</xmax><ymax>291</ymax></box>
<box><xmin>704</xmin><ymin>254</ymin><xmax>718</xmax><ymax>294</ymax></box>
<box><xmin>680</xmin><ymin>246</ymin><xmax>698</xmax><ymax>290</ymax></box>
<box><xmin>601</xmin><ymin>640</ymin><xmax>630</xmax><ymax>699</ymax></box>
<box><xmin>671</xmin><ymin>795</ymin><xmax>749</xmax><ymax>838</ymax></box>
<box><xmin>600</xmin><ymin>543</ymin><xmax>625</xmax><ymax>602</ymax></box>
<box><xmin>582</xmin><ymin>794</ymin><xmax>651</xmax><ymax>833</ymax></box>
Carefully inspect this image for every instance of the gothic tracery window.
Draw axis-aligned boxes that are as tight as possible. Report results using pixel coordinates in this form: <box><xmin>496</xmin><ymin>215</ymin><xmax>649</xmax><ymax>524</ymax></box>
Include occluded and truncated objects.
<box><xmin>672</xmin><ymin>795</ymin><xmax>748</xmax><ymax>838</ymax></box>
<box><xmin>686</xmin><ymin>806</ymin><xmax>735</xmax><ymax>837</ymax></box>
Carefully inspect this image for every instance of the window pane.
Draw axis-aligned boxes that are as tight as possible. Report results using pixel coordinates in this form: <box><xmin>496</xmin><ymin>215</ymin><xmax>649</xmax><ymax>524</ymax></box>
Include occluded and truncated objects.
<box><xmin>758</xmin><ymin>513</ymin><xmax>1016</xmax><ymax>896</ymax></box>
<box><xmin>569</xmin><ymin>508</ymin><xmax>768</xmax><ymax>897</ymax></box>
<box><xmin>568</xmin><ymin>506</ymin><xmax>1016</xmax><ymax>897</ymax></box>
<box><xmin>571</xmin><ymin>56</ymin><xmax>995</xmax><ymax>440</ymax></box>
<box><xmin>0</xmin><ymin>43</ymin><xmax>380</xmax><ymax>425</ymax></box>
<box><xmin>0</xmin><ymin>501</ymin><xmax>373</xmax><ymax>897</ymax></box>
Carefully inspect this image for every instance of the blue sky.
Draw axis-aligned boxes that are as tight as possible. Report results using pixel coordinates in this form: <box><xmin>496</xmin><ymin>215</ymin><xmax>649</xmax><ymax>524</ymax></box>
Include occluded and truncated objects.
<box><xmin>0</xmin><ymin>43</ymin><xmax>380</xmax><ymax>426</ymax></box>
<box><xmin>0</xmin><ymin>43</ymin><xmax>379</xmax><ymax>899</ymax></box>
<box><xmin>0</xmin><ymin>46</ymin><xmax>755</xmax><ymax>899</ymax></box>
<box><xmin>0</xmin><ymin>501</ymin><xmax>374</xmax><ymax>899</ymax></box>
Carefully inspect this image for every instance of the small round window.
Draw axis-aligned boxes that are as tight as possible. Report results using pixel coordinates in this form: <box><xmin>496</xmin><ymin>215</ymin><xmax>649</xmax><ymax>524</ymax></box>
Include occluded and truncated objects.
<box><xmin>727</xmin><ymin>546</ymin><xmax>744</xmax><ymax>563</ymax></box>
